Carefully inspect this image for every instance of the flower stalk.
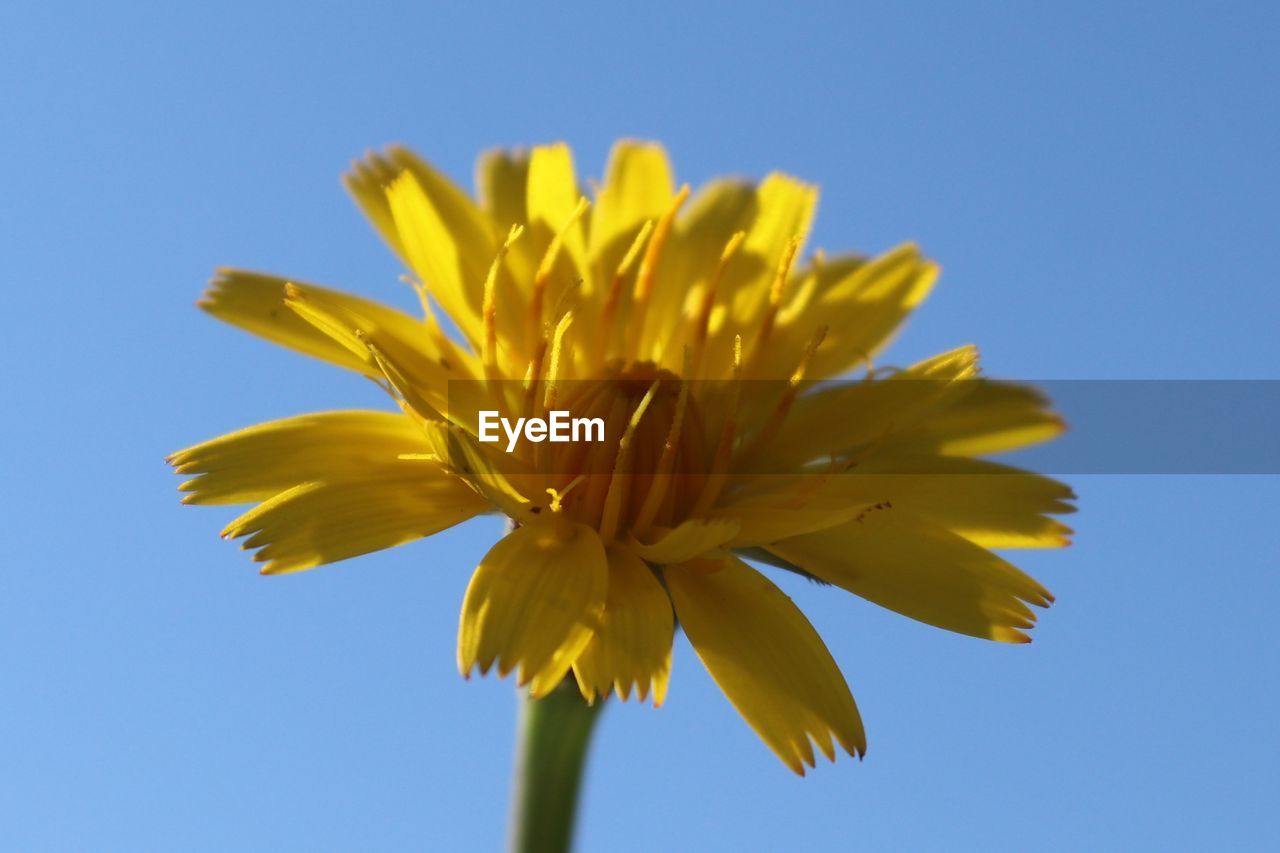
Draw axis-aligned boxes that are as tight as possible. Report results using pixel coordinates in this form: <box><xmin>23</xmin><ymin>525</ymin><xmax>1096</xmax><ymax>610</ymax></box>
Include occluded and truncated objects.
<box><xmin>509</xmin><ymin>679</ymin><xmax>604</xmax><ymax>853</ymax></box>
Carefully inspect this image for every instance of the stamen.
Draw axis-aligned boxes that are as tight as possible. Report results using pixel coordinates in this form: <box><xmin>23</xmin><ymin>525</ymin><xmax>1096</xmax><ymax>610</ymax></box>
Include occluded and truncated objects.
<box><xmin>691</xmin><ymin>335</ymin><xmax>742</xmax><ymax>517</ymax></box>
<box><xmin>627</xmin><ymin>185</ymin><xmax>690</xmax><ymax>358</ymax></box>
<box><xmin>792</xmin><ymin>325</ymin><xmax>827</xmax><ymax>382</ymax></box>
<box><xmin>363</xmin><ymin>334</ymin><xmax>443</xmax><ymax>422</ymax></box>
<box><xmin>482</xmin><ymin>225</ymin><xmax>524</xmax><ymax>379</ymax></box>
<box><xmin>736</xmin><ymin>325</ymin><xmax>828</xmax><ymax>465</ymax></box>
<box><xmin>529</xmin><ymin>197</ymin><xmax>590</xmax><ymax>346</ymax></box>
<box><xmin>392</xmin><ymin>274</ymin><xmax>471</xmax><ymax>377</ymax></box>
<box><xmin>520</xmin><ymin>337</ymin><xmax>549</xmax><ymax>422</ymax></box>
<box><xmin>400</xmin><ymin>274</ymin><xmax>436</xmax><ymax>321</ymax></box>
<box><xmin>631</xmin><ymin>348</ymin><xmax>692</xmax><ymax>536</ymax></box>
<box><xmin>690</xmin><ymin>230</ymin><xmax>746</xmax><ymax>377</ymax></box>
<box><xmin>542</xmin><ymin>311</ymin><xmax>575</xmax><ymax>414</ymax></box>
<box><xmin>596</xmin><ymin>220</ymin><xmax>654</xmax><ymax>367</ymax></box>
<box><xmin>546</xmin><ymin>474</ymin><xmax>586</xmax><ymax>513</ymax></box>
<box><xmin>548</xmin><ymin>277</ymin><xmax>583</xmax><ymax>328</ymax></box>
<box><xmin>746</xmin><ymin>234</ymin><xmax>801</xmax><ymax>374</ymax></box>
<box><xmin>579</xmin><ymin>393</ymin><xmax>631</xmax><ymax>529</ymax></box>
<box><xmin>543</xmin><ymin>382</ymin><xmax>613</xmax><ymax>502</ymax></box>
<box><xmin>598</xmin><ymin>380</ymin><xmax>660</xmax><ymax>543</ymax></box>
<box><xmin>778</xmin><ymin>248</ymin><xmax>823</xmax><ymax>324</ymax></box>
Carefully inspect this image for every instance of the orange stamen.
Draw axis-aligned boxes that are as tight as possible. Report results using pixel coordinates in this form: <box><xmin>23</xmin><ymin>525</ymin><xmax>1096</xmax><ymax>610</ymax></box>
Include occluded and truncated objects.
<box><xmin>690</xmin><ymin>230</ymin><xmax>746</xmax><ymax>377</ymax></box>
<box><xmin>736</xmin><ymin>325</ymin><xmax>828</xmax><ymax>466</ymax></box>
<box><xmin>598</xmin><ymin>380</ymin><xmax>660</xmax><ymax>543</ymax></box>
<box><xmin>631</xmin><ymin>348</ymin><xmax>692</xmax><ymax>536</ymax></box>
<box><xmin>691</xmin><ymin>336</ymin><xmax>742</xmax><ymax>517</ymax></box>
<box><xmin>627</xmin><ymin>185</ymin><xmax>690</xmax><ymax>358</ymax></box>
<box><xmin>529</xmin><ymin>197</ymin><xmax>589</xmax><ymax>346</ymax></box>
<box><xmin>596</xmin><ymin>220</ymin><xmax>654</xmax><ymax>367</ymax></box>
<box><xmin>482</xmin><ymin>225</ymin><xmax>524</xmax><ymax>380</ymax></box>
<box><xmin>746</xmin><ymin>234</ymin><xmax>801</xmax><ymax>374</ymax></box>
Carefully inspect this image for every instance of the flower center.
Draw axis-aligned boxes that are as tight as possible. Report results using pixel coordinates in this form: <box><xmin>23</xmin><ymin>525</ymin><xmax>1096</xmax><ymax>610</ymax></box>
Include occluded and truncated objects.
<box><xmin>527</xmin><ymin>359</ymin><xmax>713</xmax><ymax>540</ymax></box>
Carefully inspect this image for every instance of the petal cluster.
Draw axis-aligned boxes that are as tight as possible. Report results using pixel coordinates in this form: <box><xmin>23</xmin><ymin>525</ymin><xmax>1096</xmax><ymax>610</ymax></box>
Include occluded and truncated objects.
<box><xmin>172</xmin><ymin>140</ymin><xmax>1073</xmax><ymax>772</ymax></box>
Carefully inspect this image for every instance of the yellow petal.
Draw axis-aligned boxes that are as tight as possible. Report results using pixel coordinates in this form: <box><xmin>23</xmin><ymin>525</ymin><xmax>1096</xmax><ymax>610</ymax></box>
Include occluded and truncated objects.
<box><xmin>801</xmin><ymin>243</ymin><xmax>938</xmax><ymax>379</ymax></box>
<box><xmin>420</xmin><ymin>421</ymin><xmax>542</xmax><ymax>522</ymax></box>
<box><xmin>730</xmin><ymin>173</ymin><xmax>818</xmax><ymax>324</ymax></box>
<box><xmin>743</xmin><ymin>345</ymin><xmax>979</xmax><ymax>473</ymax></box>
<box><xmin>666</xmin><ymin>557</ymin><xmax>865</xmax><ymax>774</ymax></box>
<box><xmin>526</xmin><ymin>142</ymin><xmax>588</xmax><ymax>278</ymax></box>
<box><xmin>199</xmin><ymin>270</ymin><xmax>441</xmax><ymax>379</ymax></box>
<box><xmin>589</xmin><ymin>140</ymin><xmax>674</xmax><ymax>270</ymax></box>
<box><xmin>667</xmin><ymin>175</ymin><xmax>814</xmax><ymax>376</ymax></box>
<box><xmin>815</xmin><ymin>454</ymin><xmax>1075</xmax><ymax>548</ymax></box>
<box><xmin>889</xmin><ymin>379</ymin><xmax>1067</xmax><ymax>456</ymax></box>
<box><xmin>645</xmin><ymin>179</ymin><xmax>760</xmax><ymax>370</ymax></box>
<box><xmin>475</xmin><ymin>147</ymin><xmax>530</xmax><ymax>231</ymax></box>
<box><xmin>678</xmin><ymin>178</ymin><xmax>758</xmax><ymax>250</ymax></box>
<box><xmin>628</xmin><ymin>517</ymin><xmax>740</xmax><ymax>564</ymax></box>
<box><xmin>170</xmin><ymin>410</ymin><xmax>431</xmax><ymax>505</ymax></box>
<box><xmin>768</xmin><ymin>508</ymin><xmax>1053</xmax><ymax>643</ymax></box>
<box><xmin>385</xmin><ymin>166</ymin><xmax>496</xmax><ymax>345</ymax></box>
<box><xmin>711</xmin><ymin>498</ymin><xmax>869</xmax><ymax>547</ymax></box>
<box><xmin>220</xmin><ymin>460</ymin><xmax>488</xmax><ymax>574</ymax></box>
<box><xmin>281</xmin><ymin>284</ymin><xmax>469</xmax><ymax>420</ymax></box>
<box><xmin>342</xmin><ymin>148</ymin><xmax>405</xmax><ymax>256</ymax></box>
<box><xmin>458</xmin><ymin>522</ymin><xmax>607</xmax><ymax>696</ymax></box>
<box><xmin>474</xmin><ymin>148</ymin><xmax>543</xmax><ymax>314</ymax></box>
<box><xmin>347</xmin><ymin>146</ymin><xmax>496</xmax><ymax>285</ymax></box>
<box><xmin>351</xmin><ymin>148</ymin><xmax>530</xmax><ymax>364</ymax></box>
<box><xmin>572</xmin><ymin>546</ymin><xmax>673</xmax><ymax>705</ymax></box>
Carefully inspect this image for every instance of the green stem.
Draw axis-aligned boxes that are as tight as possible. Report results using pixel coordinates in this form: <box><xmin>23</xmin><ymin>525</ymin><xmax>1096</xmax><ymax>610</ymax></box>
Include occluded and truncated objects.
<box><xmin>508</xmin><ymin>679</ymin><xmax>604</xmax><ymax>853</ymax></box>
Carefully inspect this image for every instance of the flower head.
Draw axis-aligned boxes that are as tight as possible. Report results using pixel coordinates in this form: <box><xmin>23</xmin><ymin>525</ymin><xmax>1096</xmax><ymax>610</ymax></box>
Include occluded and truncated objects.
<box><xmin>170</xmin><ymin>141</ymin><xmax>1073</xmax><ymax>773</ymax></box>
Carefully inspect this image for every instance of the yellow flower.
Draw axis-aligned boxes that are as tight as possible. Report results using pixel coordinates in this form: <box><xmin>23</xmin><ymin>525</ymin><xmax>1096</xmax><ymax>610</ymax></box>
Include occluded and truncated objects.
<box><xmin>170</xmin><ymin>141</ymin><xmax>1073</xmax><ymax>774</ymax></box>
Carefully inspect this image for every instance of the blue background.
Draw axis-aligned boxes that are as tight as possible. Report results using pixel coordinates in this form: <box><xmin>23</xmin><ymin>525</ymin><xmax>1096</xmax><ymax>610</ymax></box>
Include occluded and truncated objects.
<box><xmin>3</xmin><ymin>2</ymin><xmax>1278</xmax><ymax>850</ymax></box>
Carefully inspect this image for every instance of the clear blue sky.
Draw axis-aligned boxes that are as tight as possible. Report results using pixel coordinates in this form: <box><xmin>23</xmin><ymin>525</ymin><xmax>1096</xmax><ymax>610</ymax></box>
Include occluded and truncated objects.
<box><xmin>3</xmin><ymin>1</ymin><xmax>1278</xmax><ymax>850</ymax></box>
